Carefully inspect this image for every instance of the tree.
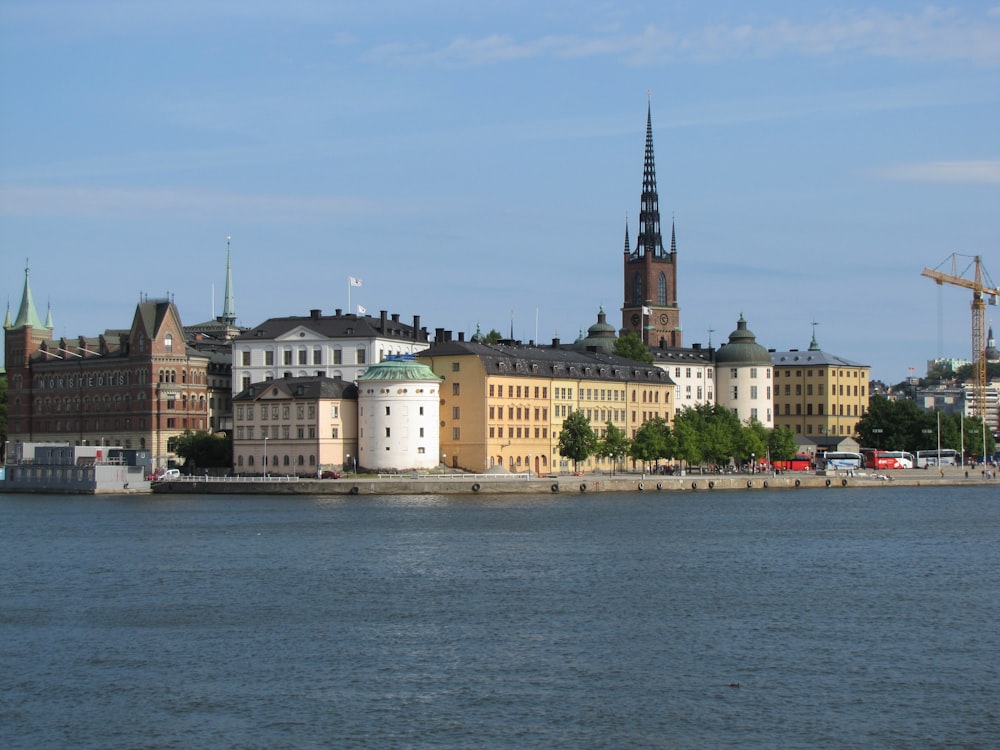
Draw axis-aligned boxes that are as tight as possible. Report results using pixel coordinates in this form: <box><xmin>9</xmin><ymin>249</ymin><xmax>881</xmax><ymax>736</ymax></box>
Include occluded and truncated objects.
<box><xmin>734</xmin><ymin>418</ymin><xmax>768</xmax><ymax>468</ymax></box>
<box><xmin>612</xmin><ymin>331</ymin><xmax>654</xmax><ymax>363</ymax></box>
<box><xmin>768</xmin><ymin>425</ymin><xmax>798</xmax><ymax>463</ymax></box>
<box><xmin>558</xmin><ymin>411</ymin><xmax>597</xmax><ymax>472</ymax></box>
<box><xmin>482</xmin><ymin>328</ymin><xmax>504</xmax><ymax>344</ymax></box>
<box><xmin>629</xmin><ymin>417</ymin><xmax>670</xmax><ymax>471</ymax></box>
<box><xmin>170</xmin><ymin>430</ymin><xmax>233</xmax><ymax>469</ymax></box>
<box><xmin>596</xmin><ymin>421</ymin><xmax>630</xmax><ymax>475</ymax></box>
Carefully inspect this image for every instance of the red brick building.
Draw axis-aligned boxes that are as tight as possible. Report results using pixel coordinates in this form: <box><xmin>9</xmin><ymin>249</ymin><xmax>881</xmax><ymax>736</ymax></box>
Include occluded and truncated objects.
<box><xmin>4</xmin><ymin>268</ymin><xmax>222</xmax><ymax>467</ymax></box>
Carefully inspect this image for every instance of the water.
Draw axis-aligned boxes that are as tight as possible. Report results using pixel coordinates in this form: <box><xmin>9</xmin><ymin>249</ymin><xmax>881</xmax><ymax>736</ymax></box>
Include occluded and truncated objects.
<box><xmin>2</xmin><ymin>487</ymin><xmax>998</xmax><ymax>749</ymax></box>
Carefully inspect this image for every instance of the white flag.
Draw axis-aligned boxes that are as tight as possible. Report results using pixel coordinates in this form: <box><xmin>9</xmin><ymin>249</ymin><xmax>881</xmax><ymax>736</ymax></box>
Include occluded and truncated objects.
<box><xmin>642</xmin><ymin>306</ymin><xmax>652</xmax><ymax>315</ymax></box>
<box><xmin>357</xmin><ymin>304</ymin><xmax>366</xmax><ymax>314</ymax></box>
<box><xmin>349</xmin><ymin>277</ymin><xmax>363</xmax><ymax>287</ymax></box>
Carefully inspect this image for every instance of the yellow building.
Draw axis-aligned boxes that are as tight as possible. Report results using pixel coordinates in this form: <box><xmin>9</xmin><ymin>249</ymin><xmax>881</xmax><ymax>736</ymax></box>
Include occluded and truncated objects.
<box><xmin>418</xmin><ymin>340</ymin><xmax>675</xmax><ymax>474</ymax></box>
<box><xmin>771</xmin><ymin>333</ymin><xmax>870</xmax><ymax>454</ymax></box>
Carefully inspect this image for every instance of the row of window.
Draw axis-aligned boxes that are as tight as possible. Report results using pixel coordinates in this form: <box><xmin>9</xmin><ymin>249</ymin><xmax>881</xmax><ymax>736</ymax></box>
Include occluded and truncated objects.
<box><xmin>777</xmin><ymin>384</ymin><xmax>867</xmax><ymax>397</ymax></box>
<box><xmin>727</xmin><ymin>386</ymin><xmax>772</xmax><ymax>400</ymax></box>
<box><xmin>726</xmin><ymin>368</ymin><xmax>771</xmax><ymax>379</ymax></box>
<box><xmin>236</xmin><ymin>454</ymin><xmax>317</xmax><ymax>467</ymax></box>
<box><xmin>239</xmin><ymin>348</ymin><xmax>366</xmax><ymax>367</ymax></box>
<box><xmin>775</xmin><ymin>369</ymin><xmax>866</xmax><ymax>379</ymax></box>
<box><xmin>236</xmin><ymin>404</ymin><xmax>336</xmax><ymax>421</ymax></box>
<box><xmin>779</xmin><ymin>403</ymin><xmax>865</xmax><ymax>417</ymax></box>
<box><xmin>236</xmin><ymin>426</ymin><xmax>322</xmax><ymax>440</ymax></box>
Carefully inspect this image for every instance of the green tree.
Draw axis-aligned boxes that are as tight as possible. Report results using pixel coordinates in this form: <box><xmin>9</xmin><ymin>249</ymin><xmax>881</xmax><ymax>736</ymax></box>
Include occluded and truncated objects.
<box><xmin>483</xmin><ymin>328</ymin><xmax>503</xmax><ymax>344</ymax></box>
<box><xmin>170</xmin><ymin>430</ymin><xmax>233</xmax><ymax>469</ymax></box>
<box><xmin>768</xmin><ymin>425</ymin><xmax>798</xmax><ymax>463</ymax></box>
<box><xmin>629</xmin><ymin>417</ymin><xmax>670</xmax><ymax>472</ymax></box>
<box><xmin>612</xmin><ymin>331</ymin><xmax>654</xmax><ymax>363</ymax></box>
<box><xmin>670</xmin><ymin>410</ymin><xmax>703</xmax><ymax>470</ymax></box>
<box><xmin>596</xmin><ymin>421</ymin><xmax>631</xmax><ymax>475</ymax></box>
<box><xmin>734</xmin><ymin>418</ymin><xmax>769</xmax><ymax>468</ymax></box>
<box><xmin>558</xmin><ymin>411</ymin><xmax>597</xmax><ymax>472</ymax></box>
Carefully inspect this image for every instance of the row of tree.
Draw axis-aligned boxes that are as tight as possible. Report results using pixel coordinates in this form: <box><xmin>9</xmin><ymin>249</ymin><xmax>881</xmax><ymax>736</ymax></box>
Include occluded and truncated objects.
<box><xmin>557</xmin><ymin>403</ymin><xmax>800</xmax><ymax>473</ymax></box>
<box><xmin>857</xmin><ymin>396</ymin><xmax>996</xmax><ymax>459</ymax></box>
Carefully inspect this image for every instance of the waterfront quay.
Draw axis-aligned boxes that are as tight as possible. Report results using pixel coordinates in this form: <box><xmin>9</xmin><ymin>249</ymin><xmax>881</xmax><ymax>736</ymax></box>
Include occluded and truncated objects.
<box><xmin>152</xmin><ymin>465</ymin><xmax>995</xmax><ymax>496</ymax></box>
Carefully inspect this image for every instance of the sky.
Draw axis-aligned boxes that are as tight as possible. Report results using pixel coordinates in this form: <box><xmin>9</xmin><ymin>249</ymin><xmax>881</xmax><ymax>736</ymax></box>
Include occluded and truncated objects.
<box><xmin>2</xmin><ymin>1</ymin><xmax>999</xmax><ymax>385</ymax></box>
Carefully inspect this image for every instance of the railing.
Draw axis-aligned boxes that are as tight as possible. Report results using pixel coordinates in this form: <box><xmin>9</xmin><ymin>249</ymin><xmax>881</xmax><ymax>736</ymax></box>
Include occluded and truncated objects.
<box><xmin>375</xmin><ymin>472</ymin><xmax>535</xmax><ymax>480</ymax></box>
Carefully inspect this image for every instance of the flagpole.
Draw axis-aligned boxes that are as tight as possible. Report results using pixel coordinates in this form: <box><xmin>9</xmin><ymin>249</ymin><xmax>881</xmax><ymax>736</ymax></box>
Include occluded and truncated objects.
<box><xmin>348</xmin><ymin>278</ymin><xmax>351</xmax><ymax>314</ymax></box>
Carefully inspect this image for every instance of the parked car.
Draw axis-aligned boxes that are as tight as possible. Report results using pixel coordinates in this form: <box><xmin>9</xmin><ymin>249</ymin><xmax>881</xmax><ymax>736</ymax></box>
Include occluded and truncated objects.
<box><xmin>150</xmin><ymin>468</ymin><xmax>181</xmax><ymax>481</ymax></box>
<box><xmin>320</xmin><ymin>470</ymin><xmax>341</xmax><ymax>479</ymax></box>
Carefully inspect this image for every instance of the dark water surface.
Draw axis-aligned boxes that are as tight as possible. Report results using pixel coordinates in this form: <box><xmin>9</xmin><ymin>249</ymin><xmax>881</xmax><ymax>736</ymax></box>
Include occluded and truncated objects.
<box><xmin>2</xmin><ymin>487</ymin><xmax>998</xmax><ymax>749</ymax></box>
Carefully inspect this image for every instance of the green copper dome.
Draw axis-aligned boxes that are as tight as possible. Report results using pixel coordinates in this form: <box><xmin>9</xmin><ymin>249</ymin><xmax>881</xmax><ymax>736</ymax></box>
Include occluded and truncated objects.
<box><xmin>356</xmin><ymin>356</ymin><xmax>443</xmax><ymax>382</ymax></box>
<box><xmin>714</xmin><ymin>315</ymin><xmax>771</xmax><ymax>365</ymax></box>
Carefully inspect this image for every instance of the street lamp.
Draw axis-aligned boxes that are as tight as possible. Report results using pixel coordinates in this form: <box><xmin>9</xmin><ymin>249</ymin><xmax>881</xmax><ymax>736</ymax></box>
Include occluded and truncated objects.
<box><xmin>751</xmin><ymin>452</ymin><xmax>755</xmax><ymax>475</ymax></box>
<box><xmin>872</xmin><ymin>428</ymin><xmax>883</xmax><ymax>449</ymax></box>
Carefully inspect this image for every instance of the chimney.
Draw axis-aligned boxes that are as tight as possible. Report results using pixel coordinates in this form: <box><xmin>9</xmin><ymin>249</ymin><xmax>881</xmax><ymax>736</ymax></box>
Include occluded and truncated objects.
<box><xmin>310</xmin><ymin>309</ymin><xmax>321</xmax><ymax>320</ymax></box>
<box><xmin>391</xmin><ymin>313</ymin><xmax>400</xmax><ymax>323</ymax></box>
<box><xmin>413</xmin><ymin>315</ymin><xmax>421</xmax><ymax>339</ymax></box>
<box><xmin>435</xmin><ymin>327</ymin><xmax>445</xmax><ymax>342</ymax></box>
<box><xmin>552</xmin><ymin>337</ymin><xmax>560</xmax><ymax>347</ymax></box>
<box><xmin>380</xmin><ymin>310</ymin><xmax>388</xmax><ymax>332</ymax></box>
<box><xmin>335</xmin><ymin>308</ymin><xmax>343</xmax><ymax>316</ymax></box>
<box><xmin>458</xmin><ymin>332</ymin><xmax>465</xmax><ymax>342</ymax></box>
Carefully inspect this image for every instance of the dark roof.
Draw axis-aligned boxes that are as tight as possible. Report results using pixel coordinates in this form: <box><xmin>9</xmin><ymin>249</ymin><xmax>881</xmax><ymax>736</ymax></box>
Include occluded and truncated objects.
<box><xmin>419</xmin><ymin>340</ymin><xmax>674</xmax><ymax>385</ymax></box>
<box><xmin>770</xmin><ymin>349</ymin><xmax>868</xmax><ymax>368</ymax></box>
<box><xmin>235</xmin><ymin>310</ymin><xmax>428</xmax><ymax>343</ymax></box>
<box><xmin>234</xmin><ymin>375</ymin><xmax>359</xmax><ymax>402</ymax></box>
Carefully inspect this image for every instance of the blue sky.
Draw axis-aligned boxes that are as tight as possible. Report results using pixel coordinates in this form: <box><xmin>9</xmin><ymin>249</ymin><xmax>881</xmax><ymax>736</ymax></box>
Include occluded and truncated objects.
<box><xmin>2</xmin><ymin>1</ymin><xmax>999</xmax><ymax>384</ymax></box>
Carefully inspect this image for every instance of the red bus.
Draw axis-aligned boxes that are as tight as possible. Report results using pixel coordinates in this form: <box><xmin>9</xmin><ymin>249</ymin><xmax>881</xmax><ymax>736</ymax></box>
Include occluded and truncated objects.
<box><xmin>773</xmin><ymin>454</ymin><xmax>814</xmax><ymax>471</ymax></box>
<box><xmin>861</xmin><ymin>449</ymin><xmax>914</xmax><ymax>470</ymax></box>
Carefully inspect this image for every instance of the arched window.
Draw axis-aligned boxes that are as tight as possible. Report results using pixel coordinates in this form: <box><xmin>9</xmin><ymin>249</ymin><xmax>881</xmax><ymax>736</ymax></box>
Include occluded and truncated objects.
<box><xmin>164</xmin><ymin>333</ymin><xmax>173</xmax><ymax>352</ymax></box>
<box><xmin>657</xmin><ymin>272</ymin><xmax>667</xmax><ymax>306</ymax></box>
<box><xmin>632</xmin><ymin>273</ymin><xmax>643</xmax><ymax>305</ymax></box>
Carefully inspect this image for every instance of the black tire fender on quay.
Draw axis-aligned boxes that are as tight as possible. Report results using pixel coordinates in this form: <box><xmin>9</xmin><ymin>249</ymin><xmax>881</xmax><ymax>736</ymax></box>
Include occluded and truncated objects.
<box><xmin>763</xmin><ymin>480</ymin><xmax>769</xmax><ymax>488</ymax></box>
<box><xmin>580</xmin><ymin>482</ymin><xmax>587</xmax><ymax>492</ymax></box>
<box><xmin>842</xmin><ymin>478</ymin><xmax>848</xmax><ymax>487</ymax></box>
<box><xmin>350</xmin><ymin>485</ymin><xmax>360</xmax><ymax>495</ymax></box>
<box><xmin>656</xmin><ymin>482</ymin><xmax>663</xmax><ymax>491</ymax></box>
<box><xmin>551</xmin><ymin>483</ymin><xmax>559</xmax><ymax>493</ymax></box>
<box><xmin>637</xmin><ymin>482</ymin><xmax>645</xmax><ymax>491</ymax></box>
<box><xmin>795</xmin><ymin>479</ymin><xmax>801</xmax><ymax>488</ymax></box>
<box><xmin>747</xmin><ymin>479</ymin><xmax>753</xmax><ymax>488</ymax></box>
<box><xmin>691</xmin><ymin>481</ymin><xmax>698</xmax><ymax>490</ymax></box>
<box><xmin>825</xmin><ymin>478</ymin><xmax>832</xmax><ymax>487</ymax></box>
<box><xmin>708</xmin><ymin>481</ymin><xmax>715</xmax><ymax>490</ymax></box>
<box><xmin>472</xmin><ymin>482</ymin><xmax>481</xmax><ymax>493</ymax></box>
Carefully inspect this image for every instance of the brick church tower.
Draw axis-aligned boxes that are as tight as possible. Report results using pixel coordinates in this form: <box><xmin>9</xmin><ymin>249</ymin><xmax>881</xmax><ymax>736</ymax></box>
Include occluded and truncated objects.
<box><xmin>621</xmin><ymin>101</ymin><xmax>681</xmax><ymax>347</ymax></box>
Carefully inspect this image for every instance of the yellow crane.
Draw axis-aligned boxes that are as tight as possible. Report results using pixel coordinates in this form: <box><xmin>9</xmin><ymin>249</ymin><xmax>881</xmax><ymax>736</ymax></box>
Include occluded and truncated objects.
<box><xmin>921</xmin><ymin>254</ymin><xmax>1000</xmax><ymax>420</ymax></box>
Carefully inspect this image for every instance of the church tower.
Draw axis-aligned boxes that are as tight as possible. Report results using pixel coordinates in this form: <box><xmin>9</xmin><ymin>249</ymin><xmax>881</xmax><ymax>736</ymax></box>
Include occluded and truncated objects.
<box><xmin>621</xmin><ymin>100</ymin><xmax>681</xmax><ymax>347</ymax></box>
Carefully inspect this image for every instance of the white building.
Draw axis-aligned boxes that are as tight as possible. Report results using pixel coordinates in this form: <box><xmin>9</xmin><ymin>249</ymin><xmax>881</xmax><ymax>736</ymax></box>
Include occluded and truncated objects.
<box><xmin>714</xmin><ymin>315</ymin><xmax>773</xmax><ymax>427</ymax></box>
<box><xmin>232</xmin><ymin>309</ymin><xmax>430</xmax><ymax>395</ymax></box>
<box><xmin>356</xmin><ymin>356</ymin><xmax>443</xmax><ymax>472</ymax></box>
<box><xmin>651</xmin><ymin>343</ymin><xmax>715</xmax><ymax>410</ymax></box>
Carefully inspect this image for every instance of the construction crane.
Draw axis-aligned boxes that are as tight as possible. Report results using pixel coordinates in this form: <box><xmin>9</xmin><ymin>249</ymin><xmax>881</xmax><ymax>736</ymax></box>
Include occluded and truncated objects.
<box><xmin>921</xmin><ymin>254</ymin><xmax>1000</xmax><ymax>421</ymax></box>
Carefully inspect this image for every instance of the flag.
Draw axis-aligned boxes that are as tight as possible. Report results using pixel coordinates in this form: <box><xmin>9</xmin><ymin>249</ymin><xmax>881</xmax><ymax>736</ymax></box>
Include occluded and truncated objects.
<box><xmin>349</xmin><ymin>277</ymin><xmax>363</xmax><ymax>287</ymax></box>
<box><xmin>357</xmin><ymin>304</ymin><xmax>366</xmax><ymax>314</ymax></box>
<box><xmin>642</xmin><ymin>306</ymin><xmax>652</xmax><ymax>315</ymax></box>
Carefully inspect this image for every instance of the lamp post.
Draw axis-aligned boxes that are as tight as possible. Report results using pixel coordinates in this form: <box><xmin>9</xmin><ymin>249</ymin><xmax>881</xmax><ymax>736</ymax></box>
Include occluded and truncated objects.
<box><xmin>346</xmin><ymin>453</ymin><xmax>350</xmax><ymax>476</ymax></box>
<box><xmin>750</xmin><ymin>452</ymin><xmax>755</xmax><ymax>475</ymax></box>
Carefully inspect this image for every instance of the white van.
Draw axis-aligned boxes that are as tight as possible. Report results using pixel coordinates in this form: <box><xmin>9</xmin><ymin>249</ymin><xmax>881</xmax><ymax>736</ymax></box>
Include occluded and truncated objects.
<box><xmin>156</xmin><ymin>468</ymin><xmax>181</xmax><ymax>480</ymax></box>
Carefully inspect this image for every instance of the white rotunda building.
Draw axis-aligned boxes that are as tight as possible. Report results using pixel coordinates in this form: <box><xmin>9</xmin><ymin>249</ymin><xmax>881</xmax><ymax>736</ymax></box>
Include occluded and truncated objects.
<box><xmin>356</xmin><ymin>355</ymin><xmax>443</xmax><ymax>472</ymax></box>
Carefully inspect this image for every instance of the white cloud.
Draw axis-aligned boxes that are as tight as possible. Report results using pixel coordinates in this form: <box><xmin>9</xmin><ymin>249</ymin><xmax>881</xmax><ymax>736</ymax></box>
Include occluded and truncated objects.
<box><xmin>873</xmin><ymin>161</ymin><xmax>1000</xmax><ymax>184</ymax></box>
<box><xmin>365</xmin><ymin>7</ymin><xmax>1000</xmax><ymax>68</ymax></box>
<box><xmin>0</xmin><ymin>185</ymin><xmax>378</xmax><ymax>220</ymax></box>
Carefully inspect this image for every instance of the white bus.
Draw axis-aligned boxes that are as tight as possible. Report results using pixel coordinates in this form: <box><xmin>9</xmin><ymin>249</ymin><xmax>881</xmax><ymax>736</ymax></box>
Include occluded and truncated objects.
<box><xmin>914</xmin><ymin>449</ymin><xmax>959</xmax><ymax>468</ymax></box>
<box><xmin>820</xmin><ymin>451</ymin><xmax>864</xmax><ymax>470</ymax></box>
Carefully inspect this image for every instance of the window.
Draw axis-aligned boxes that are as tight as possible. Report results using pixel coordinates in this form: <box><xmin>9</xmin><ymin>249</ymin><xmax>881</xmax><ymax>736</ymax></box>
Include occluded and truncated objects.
<box><xmin>452</xmin><ymin>382</ymin><xmax>460</xmax><ymax>395</ymax></box>
<box><xmin>385</xmin><ymin>427</ymin><xmax>391</xmax><ymax>438</ymax></box>
<box><xmin>750</xmin><ymin>386</ymin><xmax>758</xmax><ymax>399</ymax></box>
<box><xmin>283</xmin><ymin>349</ymin><xmax>292</xmax><ymax>365</ymax></box>
<box><xmin>451</xmin><ymin>362</ymin><xmax>460</xmax><ymax>372</ymax></box>
<box><xmin>241</xmin><ymin>350</ymin><xmax>250</xmax><ymax>366</ymax></box>
<box><xmin>313</xmin><ymin>348</ymin><xmax>322</xmax><ymax>365</ymax></box>
<box><xmin>265</xmin><ymin>350</ymin><xmax>274</xmax><ymax>366</ymax></box>
<box><xmin>730</xmin><ymin>368</ymin><xmax>738</xmax><ymax>378</ymax></box>
<box><xmin>385</xmin><ymin>406</ymin><xmax>391</xmax><ymax>416</ymax></box>
<box><xmin>657</xmin><ymin>272</ymin><xmax>667</xmax><ymax>305</ymax></box>
<box><xmin>164</xmin><ymin>333</ymin><xmax>173</xmax><ymax>352</ymax></box>
<box><xmin>452</xmin><ymin>406</ymin><xmax>460</xmax><ymax>419</ymax></box>
<box><xmin>730</xmin><ymin>386</ymin><xmax>738</xmax><ymax>400</ymax></box>
<box><xmin>333</xmin><ymin>349</ymin><xmax>342</xmax><ymax>365</ymax></box>
<box><xmin>331</xmin><ymin>405</ymin><xmax>339</xmax><ymax>418</ymax></box>
<box><xmin>452</xmin><ymin>427</ymin><xmax>461</xmax><ymax>440</ymax></box>
<box><xmin>356</xmin><ymin>348</ymin><xmax>366</xmax><ymax>364</ymax></box>
<box><xmin>750</xmin><ymin>368</ymin><xmax>757</xmax><ymax>378</ymax></box>
<box><xmin>298</xmin><ymin>349</ymin><xmax>307</xmax><ymax>365</ymax></box>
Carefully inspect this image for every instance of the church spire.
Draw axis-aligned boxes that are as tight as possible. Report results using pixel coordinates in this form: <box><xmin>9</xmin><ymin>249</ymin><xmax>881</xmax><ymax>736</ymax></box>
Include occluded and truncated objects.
<box><xmin>636</xmin><ymin>98</ymin><xmax>667</xmax><ymax>259</ymax></box>
<box><xmin>219</xmin><ymin>234</ymin><xmax>236</xmax><ymax>324</ymax></box>
<box><xmin>622</xmin><ymin>216</ymin><xmax>631</xmax><ymax>256</ymax></box>
<box><xmin>12</xmin><ymin>264</ymin><xmax>47</xmax><ymax>330</ymax></box>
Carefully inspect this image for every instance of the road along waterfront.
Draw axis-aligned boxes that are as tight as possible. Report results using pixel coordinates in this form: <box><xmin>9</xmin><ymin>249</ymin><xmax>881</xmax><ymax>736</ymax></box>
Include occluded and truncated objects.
<box><xmin>150</xmin><ymin>464</ymin><xmax>995</xmax><ymax>496</ymax></box>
